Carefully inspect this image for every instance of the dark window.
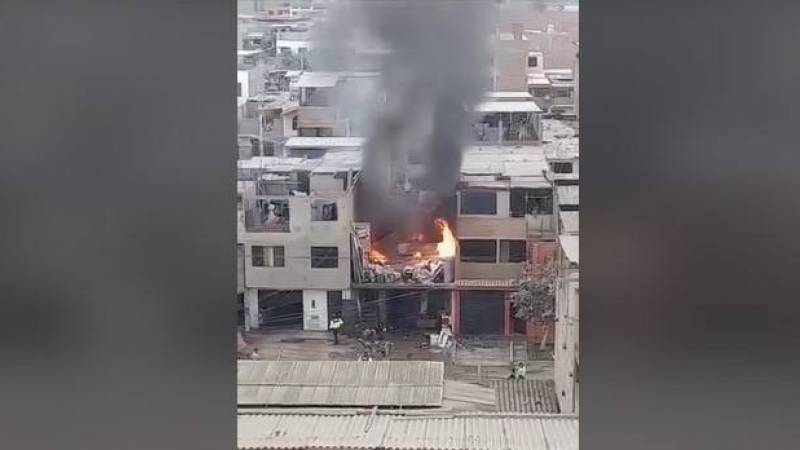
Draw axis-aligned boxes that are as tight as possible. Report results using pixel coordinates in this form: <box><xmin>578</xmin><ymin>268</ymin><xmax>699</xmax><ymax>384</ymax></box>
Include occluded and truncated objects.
<box><xmin>273</xmin><ymin>246</ymin><xmax>285</xmax><ymax>266</ymax></box>
<box><xmin>317</xmin><ymin>127</ymin><xmax>333</xmax><ymax>137</ymax></box>
<box><xmin>237</xmin><ymin>82</ymin><xmax>243</xmax><ymax>97</ymax></box>
<box><xmin>528</xmin><ymin>55</ymin><xmax>539</xmax><ymax>68</ymax></box>
<box><xmin>460</xmin><ymin>190</ymin><xmax>497</xmax><ymax>215</ymax></box>
<box><xmin>510</xmin><ymin>188</ymin><xmax>553</xmax><ymax>216</ymax></box>
<box><xmin>311</xmin><ymin>246</ymin><xmax>338</xmax><ymax>268</ymax></box>
<box><xmin>252</xmin><ymin>246</ymin><xmax>285</xmax><ymax>267</ymax></box>
<box><xmin>551</xmin><ymin>162</ymin><xmax>573</xmax><ymax>174</ymax></box>
<box><xmin>298</xmin><ymin>127</ymin><xmax>317</xmax><ymax>137</ymax></box>
<box><xmin>560</xmin><ymin>204</ymin><xmax>579</xmax><ymax>212</ymax></box>
<box><xmin>291</xmin><ymin>115</ymin><xmax>298</xmax><ymax>130</ymax></box>
<box><xmin>311</xmin><ymin>200</ymin><xmax>338</xmax><ymax>221</ymax></box>
<box><xmin>333</xmin><ymin>172</ymin><xmax>348</xmax><ymax>190</ymax></box>
<box><xmin>459</xmin><ymin>240</ymin><xmax>497</xmax><ymax>263</ymax></box>
<box><xmin>252</xmin><ymin>246</ymin><xmax>265</xmax><ymax>267</ymax></box>
<box><xmin>532</xmin><ymin>88</ymin><xmax>550</xmax><ymax>97</ymax></box>
<box><xmin>499</xmin><ymin>240</ymin><xmax>527</xmax><ymax>263</ymax></box>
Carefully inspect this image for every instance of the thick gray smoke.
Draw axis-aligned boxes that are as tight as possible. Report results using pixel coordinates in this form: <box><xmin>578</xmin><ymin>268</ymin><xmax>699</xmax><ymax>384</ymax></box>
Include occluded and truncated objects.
<box><xmin>311</xmin><ymin>0</ymin><xmax>493</xmax><ymax>236</ymax></box>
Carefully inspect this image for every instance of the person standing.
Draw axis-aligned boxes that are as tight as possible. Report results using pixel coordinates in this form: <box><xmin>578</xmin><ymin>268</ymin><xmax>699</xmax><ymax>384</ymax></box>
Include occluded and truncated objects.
<box><xmin>329</xmin><ymin>313</ymin><xmax>344</xmax><ymax>345</ymax></box>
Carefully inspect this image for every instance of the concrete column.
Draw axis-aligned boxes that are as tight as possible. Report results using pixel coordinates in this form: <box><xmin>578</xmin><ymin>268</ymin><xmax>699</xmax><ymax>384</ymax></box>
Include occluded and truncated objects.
<box><xmin>244</xmin><ymin>288</ymin><xmax>259</xmax><ymax>331</ymax></box>
<box><xmin>377</xmin><ymin>290</ymin><xmax>388</xmax><ymax>323</ymax></box>
<box><xmin>504</xmin><ymin>294</ymin><xmax>513</xmax><ymax>336</ymax></box>
<box><xmin>450</xmin><ymin>290</ymin><xmax>460</xmax><ymax>335</ymax></box>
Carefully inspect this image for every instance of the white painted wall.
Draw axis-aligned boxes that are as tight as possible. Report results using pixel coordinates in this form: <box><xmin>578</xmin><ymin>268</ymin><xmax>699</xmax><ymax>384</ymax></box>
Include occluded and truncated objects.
<box><xmin>554</xmin><ymin>269</ymin><xmax>579</xmax><ymax>413</ymax></box>
<box><xmin>239</xmin><ymin>191</ymin><xmax>353</xmax><ymax>291</ymax></box>
<box><xmin>238</xmin><ymin>70</ymin><xmax>250</xmax><ymax>108</ymax></box>
<box><xmin>303</xmin><ymin>289</ymin><xmax>329</xmax><ymax>331</ymax></box>
<box><xmin>276</xmin><ymin>39</ymin><xmax>312</xmax><ymax>54</ymax></box>
<box><xmin>244</xmin><ymin>288</ymin><xmax>259</xmax><ymax>331</ymax></box>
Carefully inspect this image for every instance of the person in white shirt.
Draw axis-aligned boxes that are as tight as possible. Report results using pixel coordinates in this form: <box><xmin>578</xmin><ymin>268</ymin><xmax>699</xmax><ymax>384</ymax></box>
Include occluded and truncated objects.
<box><xmin>329</xmin><ymin>313</ymin><xmax>344</xmax><ymax>345</ymax></box>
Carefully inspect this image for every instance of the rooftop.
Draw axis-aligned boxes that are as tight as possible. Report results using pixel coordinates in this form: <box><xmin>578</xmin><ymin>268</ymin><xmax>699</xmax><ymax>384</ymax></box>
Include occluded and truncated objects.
<box><xmin>238</xmin><ymin>361</ymin><xmax>444</xmax><ymax>408</ymax></box>
<box><xmin>284</xmin><ymin>137</ymin><xmax>365</xmax><ymax>149</ymax></box>
<box><xmin>238</xmin><ymin>412</ymin><xmax>578</xmax><ymax>450</ymax></box>
<box><xmin>489</xmin><ymin>379</ymin><xmax>560</xmax><ymax>414</ymax></box>
<box><xmin>238</xmin><ymin>151</ymin><xmax>362</xmax><ymax>175</ymax></box>
<box><xmin>461</xmin><ymin>146</ymin><xmax>550</xmax><ymax>184</ymax></box>
<box><xmin>238</xmin><ymin>49</ymin><xmax>265</xmax><ymax>57</ymax></box>
<box><xmin>484</xmin><ymin>91</ymin><xmax>535</xmax><ymax>101</ymax></box>
<box><xmin>476</xmin><ymin>101</ymin><xmax>543</xmax><ymax>114</ymax></box>
<box><xmin>296</xmin><ymin>72</ymin><xmax>340</xmax><ymax>88</ymax></box>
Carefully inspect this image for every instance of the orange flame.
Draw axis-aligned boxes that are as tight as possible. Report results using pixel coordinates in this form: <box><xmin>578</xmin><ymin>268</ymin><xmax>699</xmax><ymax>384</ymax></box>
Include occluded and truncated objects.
<box><xmin>369</xmin><ymin>249</ymin><xmax>388</xmax><ymax>265</ymax></box>
<box><xmin>435</xmin><ymin>218</ymin><xmax>457</xmax><ymax>258</ymax></box>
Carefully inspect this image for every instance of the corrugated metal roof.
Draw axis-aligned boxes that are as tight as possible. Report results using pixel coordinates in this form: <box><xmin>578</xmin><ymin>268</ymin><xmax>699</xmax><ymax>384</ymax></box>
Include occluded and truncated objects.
<box><xmin>238</xmin><ymin>413</ymin><xmax>390</xmax><ymax>450</ymax></box>
<box><xmin>238</xmin><ymin>361</ymin><xmax>444</xmax><ymax>407</ymax></box>
<box><xmin>476</xmin><ymin>101</ymin><xmax>543</xmax><ymax>113</ymax></box>
<box><xmin>489</xmin><ymin>379</ymin><xmax>560</xmax><ymax>413</ymax></box>
<box><xmin>559</xmin><ymin>235</ymin><xmax>579</xmax><ymax>265</ymax></box>
<box><xmin>559</xmin><ymin>211</ymin><xmax>579</xmax><ymax>235</ymax></box>
<box><xmin>238</xmin><ymin>413</ymin><xmax>578</xmax><ymax>450</ymax></box>
<box><xmin>285</xmin><ymin>137</ymin><xmax>365</xmax><ymax>149</ymax></box>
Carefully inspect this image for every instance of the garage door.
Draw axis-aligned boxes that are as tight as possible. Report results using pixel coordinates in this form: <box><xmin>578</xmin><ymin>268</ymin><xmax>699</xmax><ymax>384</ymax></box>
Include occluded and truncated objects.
<box><xmin>460</xmin><ymin>291</ymin><xmax>505</xmax><ymax>335</ymax></box>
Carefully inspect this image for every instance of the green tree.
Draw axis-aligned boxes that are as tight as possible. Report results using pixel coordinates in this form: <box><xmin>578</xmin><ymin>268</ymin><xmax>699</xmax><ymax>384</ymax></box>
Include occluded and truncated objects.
<box><xmin>512</xmin><ymin>256</ymin><xmax>556</xmax><ymax>321</ymax></box>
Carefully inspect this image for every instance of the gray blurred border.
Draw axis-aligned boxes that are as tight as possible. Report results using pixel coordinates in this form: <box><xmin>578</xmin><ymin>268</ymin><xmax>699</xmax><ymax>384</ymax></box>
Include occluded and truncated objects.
<box><xmin>582</xmin><ymin>0</ymin><xmax>800</xmax><ymax>448</ymax></box>
<box><xmin>0</xmin><ymin>1</ymin><xmax>236</xmax><ymax>449</ymax></box>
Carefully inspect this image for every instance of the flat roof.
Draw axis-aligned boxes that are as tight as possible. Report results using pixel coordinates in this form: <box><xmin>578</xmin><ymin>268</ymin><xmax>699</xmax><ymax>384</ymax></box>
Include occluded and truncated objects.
<box><xmin>238</xmin><ymin>413</ymin><xmax>578</xmax><ymax>450</ymax></box>
<box><xmin>296</xmin><ymin>72</ymin><xmax>340</xmax><ymax>88</ymax></box>
<box><xmin>461</xmin><ymin>146</ymin><xmax>549</xmax><ymax>181</ymax></box>
<box><xmin>559</xmin><ymin>234</ymin><xmax>579</xmax><ymax>264</ymax></box>
<box><xmin>238</xmin><ymin>49</ymin><xmax>264</xmax><ymax>57</ymax></box>
<box><xmin>485</xmin><ymin>91</ymin><xmax>535</xmax><ymax>100</ymax></box>
<box><xmin>238</xmin><ymin>361</ymin><xmax>444</xmax><ymax>407</ymax></box>
<box><xmin>476</xmin><ymin>101</ymin><xmax>542</xmax><ymax>113</ymax></box>
<box><xmin>284</xmin><ymin>137</ymin><xmax>365</xmax><ymax>149</ymax></box>
<box><xmin>238</xmin><ymin>151</ymin><xmax>363</xmax><ymax>174</ymax></box>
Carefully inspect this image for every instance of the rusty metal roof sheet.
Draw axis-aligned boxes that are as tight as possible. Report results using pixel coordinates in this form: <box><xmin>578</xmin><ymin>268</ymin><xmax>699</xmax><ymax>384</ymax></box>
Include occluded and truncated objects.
<box><xmin>238</xmin><ymin>413</ymin><xmax>578</xmax><ymax>450</ymax></box>
<box><xmin>238</xmin><ymin>361</ymin><xmax>444</xmax><ymax>407</ymax></box>
<box><xmin>489</xmin><ymin>379</ymin><xmax>560</xmax><ymax>413</ymax></box>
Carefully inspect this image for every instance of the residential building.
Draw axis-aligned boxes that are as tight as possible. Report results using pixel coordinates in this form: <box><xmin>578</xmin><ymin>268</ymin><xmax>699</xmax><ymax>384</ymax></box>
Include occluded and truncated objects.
<box><xmin>473</xmin><ymin>92</ymin><xmax>544</xmax><ymax>143</ymax></box>
<box><xmin>293</xmin><ymin>71</ymin><xmax>380</xmax><ymax>137</ymax></box>
<box><xmin>554</xmin><ymin>231</ymin><xmax>579</xmax><ymax>414</ymax></box>
<box><xmin>237</xmin><ymin>151</ymin><xmax>360</xmax><ymax>331</ymax></box>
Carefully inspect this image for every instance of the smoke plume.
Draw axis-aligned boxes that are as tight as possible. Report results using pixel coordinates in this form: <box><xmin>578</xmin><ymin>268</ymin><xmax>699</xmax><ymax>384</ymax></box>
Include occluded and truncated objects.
<box><xmin>311</xmin><ymin>0</ymin><xmax>493</xmax><ymax>236</ymax></box>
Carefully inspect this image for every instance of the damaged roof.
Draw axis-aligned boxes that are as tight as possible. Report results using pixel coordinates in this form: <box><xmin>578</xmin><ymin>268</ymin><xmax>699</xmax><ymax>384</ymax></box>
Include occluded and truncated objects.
<box><xmin>238</xmin><ymin>413</ymin><xmax>578</xmax><ymax>450</ymax></box>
